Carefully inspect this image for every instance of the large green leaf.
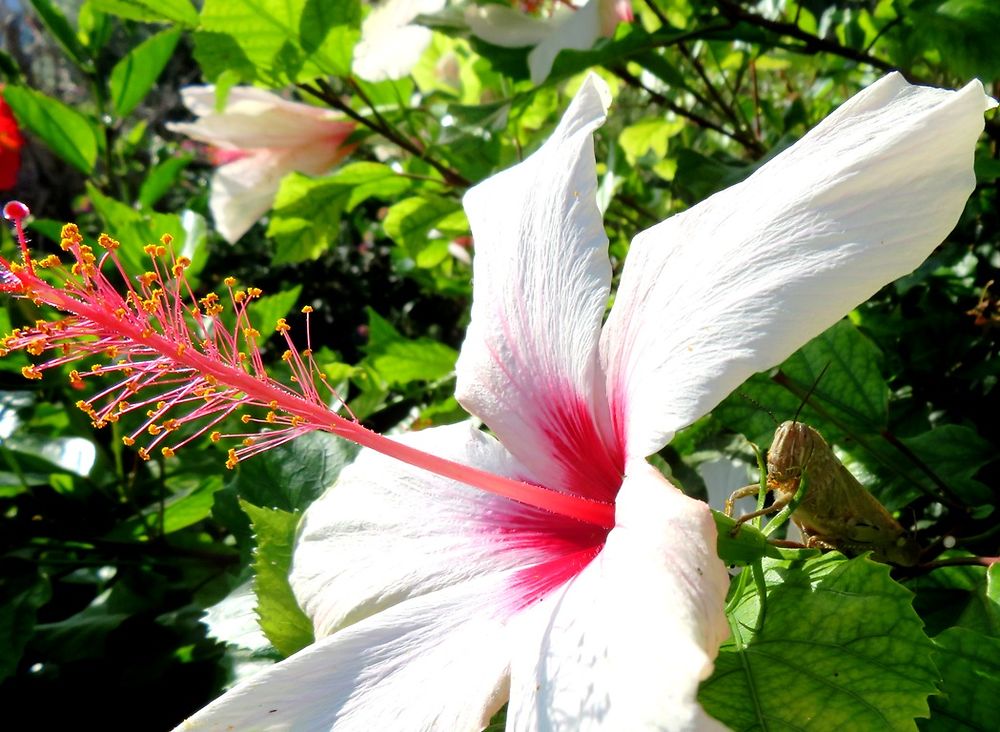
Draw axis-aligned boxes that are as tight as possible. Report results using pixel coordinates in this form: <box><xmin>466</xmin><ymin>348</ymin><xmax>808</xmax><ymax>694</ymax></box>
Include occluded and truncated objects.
<box><xmin>214</xmin><ymin>430</ymin><xmax>359</xmax><ymax>542</ymax></box>
<box><xmin>700</xmin><ymin>554</ymin><xmax>937</xmax><ymax>730</ymax></box>
<box><xmin>109</xmin><ymin>29</ymin><xmax>182</xmax><ymax>118</ymax></box>
<box><xmin>199</xmin><ymin>0</ymin><xmax>359</xmax><ymax>83</ymax></box>
<box><xmin>2</xmin><ymin>86</ymin><xmax>99</xmax><ymax>173</ymax></box>
<box><xmin>926</xmin><ymin>627</ymin><xmax>1000</xmax><ymax>730</ymax></box>
<box><xmin>241</xmin><ymin>501</ymin><xmax>314</xmax><ymax>658</ymax></box>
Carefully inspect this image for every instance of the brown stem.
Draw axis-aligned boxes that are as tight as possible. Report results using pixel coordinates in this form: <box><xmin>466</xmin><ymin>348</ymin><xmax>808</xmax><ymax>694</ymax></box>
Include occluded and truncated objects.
<box><xmin>298</xmin><ymin>80</ymin><xmax>470</xmax><ymax>188</ymax></box>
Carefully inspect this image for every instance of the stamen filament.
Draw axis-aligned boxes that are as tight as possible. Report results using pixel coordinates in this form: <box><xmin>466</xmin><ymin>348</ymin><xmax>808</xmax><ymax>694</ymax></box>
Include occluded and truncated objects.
<box><xmin>0</xmin><ymin>202</ymin><xmax>615</xmax><ymax>529</ymax></box>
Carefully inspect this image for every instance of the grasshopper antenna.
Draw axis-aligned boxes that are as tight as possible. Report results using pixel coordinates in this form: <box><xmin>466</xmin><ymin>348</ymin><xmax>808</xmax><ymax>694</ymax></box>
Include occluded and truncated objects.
<box><xmin>792</xmin><ymin>362</ymin><xmax>831</xmax><ymax>423</ymax></box>
<box><xmin>737</xmin><ymin>392</ymin><xmax>778</xmax><ymax>427</ymax></box>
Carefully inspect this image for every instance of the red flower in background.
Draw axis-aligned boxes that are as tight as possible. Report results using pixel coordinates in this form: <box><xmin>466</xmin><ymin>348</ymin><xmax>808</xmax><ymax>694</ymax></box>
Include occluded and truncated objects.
<box><xmin>0</xmin><ymin>88</ymin><xmax>24</xmax><ymax>191</ymax></box>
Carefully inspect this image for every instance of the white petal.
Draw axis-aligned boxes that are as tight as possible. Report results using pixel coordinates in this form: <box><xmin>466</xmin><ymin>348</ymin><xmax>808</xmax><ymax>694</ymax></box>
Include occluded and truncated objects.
<box><xmin>456</xmin><ymin>75</ymin><xmax>622</xmax><ymax>501</ymax></box>
<box><xmin>526</xmin><ymin>0</ymin><xmax>602</xmax><ymax>84</ymax></box>
<box><xmin>353</xmin><ymin>0</ymin><xmax>446</xmax><ymax>82</ymax></box>
<box><xmin>508</xmin><ymin>461</ymin><xmax>730</xmax><ymax>731</ymax></box>
<box><xmin>174</xmin><ymin>575</ymin><xmax>512</xmax><ymax>732</ymax></box>
<box><xmin>601</xmin><ymin>74</ymin><xmax>991</xmax><ymax>458</ymax></box>
<box><xmin>291</xmin><ymin>422</ymin><xmax>606</xmax><ymax>639</ymax></box>
<box><xmin>209</xmin><ymin>141</ymin><xmax>352</xmax><ymax>243</ymax></box>
<box><xmin>170</xmin><ymin>86</ymin><xmax>352</xmax><ymax>149</ymax></box>
<box><xmin>465</xmin><ymin>4</ymin><xmax>555</xmax><ymax>48</ymax></box>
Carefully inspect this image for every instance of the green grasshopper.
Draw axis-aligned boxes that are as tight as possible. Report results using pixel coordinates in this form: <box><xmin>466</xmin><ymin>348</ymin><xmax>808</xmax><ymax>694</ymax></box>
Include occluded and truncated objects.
<box><xmin>726</xmin><ymin>421</ymin><xmax>922</xmax><ymax>566</ymax></box>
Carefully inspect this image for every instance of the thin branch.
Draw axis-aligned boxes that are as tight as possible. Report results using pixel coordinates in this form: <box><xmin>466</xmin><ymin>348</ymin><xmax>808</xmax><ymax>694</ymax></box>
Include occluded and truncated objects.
<box><xmin>677</xmin><ymin>40</ymin><xmax>751</xmax><ymax>140</ymax></box>
<box><xmin>642</xmin><ymin>0</ymin><xmax>670</xmax><ymax>29</ymax></box>
<box><xmin>714</xmin><ymin>0</ymin><xmax>897</xmax><ymax>73</ymax></box>
<box><xmin>611</xmin><ymin>65</ymin><xmax>765</xmax><ymax>154</ymax></box>
<box><xmin>298</xmin><ymin>80</ymin><xmax>470</xmax><ymax>188</ymax></box>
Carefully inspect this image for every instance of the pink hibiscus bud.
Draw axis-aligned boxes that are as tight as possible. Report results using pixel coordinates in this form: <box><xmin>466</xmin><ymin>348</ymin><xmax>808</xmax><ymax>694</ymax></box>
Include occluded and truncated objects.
<box><xmin>167</xmin><ymin>86</ymin><xmax>356</xmax><ymax>244</ymax></box>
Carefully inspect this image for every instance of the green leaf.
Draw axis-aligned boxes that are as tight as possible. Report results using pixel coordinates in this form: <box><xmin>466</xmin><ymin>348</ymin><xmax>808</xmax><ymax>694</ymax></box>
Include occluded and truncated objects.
<box><xmin>109</xmin><ymin>29</ymin><xmax>182</xmax><ymax>118</ymax></box>
<box><xmin>0</xmin><ymin>561</ymin><xmax>50</xmax><ymax>682</ymax></box>
<box><xmin>618</xmin><ymin>117</ymin><xmax>685</xmax><ymax>166</ymax></box>
<box><xmin>105</xmin><ymin>477</ymin><xmax>224</xmax><ymax>540</ymax></box>
<box><xmin>199</xmin><ymin>0</ymin><xmax>360</xmax><ymax>83</ymax></box>
<box><xmin>91</xmin><ymin>0</ymin><xmax>199</xmax><ymax>25</ymax></box>
<box><xmin>2</xmin><ymin>86</ymin><xmax>99</xmax><ymax>173</ymax></box>
<box><xmin>364</xmin><ymin>308</ymin><xmax>458</xmax><ymax>386</ymax></box>
<box><xmin>382</xmin><ymin>195</ymin><xmax>469</xmax><ymax>264</ymax></box>
<box><xmin>899</xmin><ymin>425</ymin><xmax>995</xmax><ymax>505</ymax></box>
<box><xmin>27</xmin><ymin>0</ymin><xmax>90</xmax><ymax>68</ymax></box>
<box><xmin>926</xmin><ymin>627</ymin><xmax>1000</xmax><ymax>730</ymax></box>
<box><xmin>700</xmin><ymin>554</ymin><xmax>937</xmax><ymax>730</ymax></box>
<box><xmin>714</xmin><ymin>319</ymin><xmax>889</xmax><ymax>447</ymax></box>
<box><xmin>192</xmin><ymin>30</ymin><xmax>257</xmax><ymax>83</ymax></box>
<box><xmin>241</xmin><ymin>501</ymin><xmax>314</xmax><ymax>657</ymax></box>
<box><xmin>268</xmin><ymin>163</ymin><xmax>412</xmax><ymax>264</ymax></box>
<box><xmin>250</xmin><ymin>285</ymin><xmax>301</xmax><ymax>346</ymax></box>
<box><xmin>138</xmin><ymin>154</ymin><xmax>192</xmax><ymax>209</ymax></box>
<box><xmin>911</xmin><ymin>0</ymin><xmax>1000</xmax><ymax>80</ymax></box>
<box><xmin>215</xmin><ymin>431</ymin><xmax>359</xmax><ymax>538</ymax></box>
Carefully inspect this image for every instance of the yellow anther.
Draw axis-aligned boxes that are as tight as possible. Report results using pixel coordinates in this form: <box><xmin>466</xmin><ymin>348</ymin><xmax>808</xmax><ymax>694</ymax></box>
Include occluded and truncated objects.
<box><xmin>98</xmin><ymin>233</ymin><xmax>120</xmax><ymax>250</ymax></box>
<box><xmin>210</xmin><ymin>431</ymin><xmax>222</xmax><ymax>443</ymax></box>
<box><xmin>21</xmin><ymin>365</ymin><xmax>42</xmax><ymax>380</ymax></box>
<box><xmin>122</xmin><ymin>436</ymin><xmax>135</xmax><ymax>446</ymax></box>
<box><xmin>301</xmin><ymin>305</ymin><xmax>313</xmax><ymax>314</ymax></box>
<box><xmin>161</xmin><ymin>447</ymin><xmax>175</xmax><ymax>458</ymax></box>
<box><xmin>138</xmin><ymin>447</ymin><xmax>151</xmax><ymax>461</ymax></box>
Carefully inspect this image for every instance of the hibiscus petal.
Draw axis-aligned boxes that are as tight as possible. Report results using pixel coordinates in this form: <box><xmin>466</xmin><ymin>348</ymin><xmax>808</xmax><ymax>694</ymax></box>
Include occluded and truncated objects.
<box><xmin>465</xmin><ymin>4</ymin><xmax>555</xmax><ymax>48</ymax></box>
<box><xmin>353</xmin><ymin>0</ymin><xmax>446</xmax><ymax>82</ymax></box>
<box><xmin>174</xmin><ymin>575</ymin><xmax>512</xmax><ymax>732</ymax></box>
<box><xmin>210</xmin><ymin>141</ymin><xmax>352</xmax><ymax>243</ymax></box>
<box><xmin>601</xmin><ymin>73</ymin><xmax>993</xmax><ymax>458</ymax></box>
<box><xmin>291</xmin><ymin>422</ymin><xmax>605</xmax><ymax>638</ymax></box>
<box><xmin>508</xmin><ymin>461</ymin><xmax>730</xmax><ymax>731</ymax></box>
<box><xmin>527</xmin><ymin>0</ymin><xmax>604</xmax><ymax>84</ymax></box>
<box><xmin>456</xmin><ymin>74</ymin><xmax>624</xmax><ymax>501</ymax></box>
<box><xmin>170</xmin><ymin>86</ymin><xmax>352</xmax><ymax>150</ymax></box>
